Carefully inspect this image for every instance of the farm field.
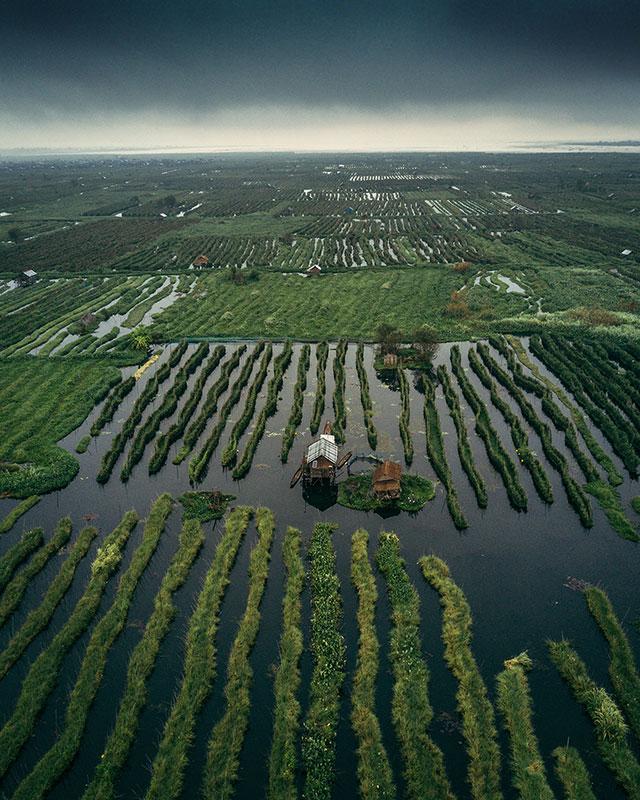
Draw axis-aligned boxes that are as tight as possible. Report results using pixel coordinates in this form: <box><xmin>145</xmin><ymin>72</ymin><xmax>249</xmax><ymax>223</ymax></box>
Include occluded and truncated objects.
<box><xmin>0</xmin><ymin>153</ymin><xmax>640</xmax><ymax>800</ymax></box>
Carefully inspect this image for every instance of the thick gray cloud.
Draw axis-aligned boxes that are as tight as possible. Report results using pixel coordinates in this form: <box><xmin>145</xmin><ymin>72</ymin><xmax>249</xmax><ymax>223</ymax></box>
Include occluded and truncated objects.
<box><xmin>1</xmin><ymin>0</ymin><xmax>638</xmax><ymax>147</ymax></box>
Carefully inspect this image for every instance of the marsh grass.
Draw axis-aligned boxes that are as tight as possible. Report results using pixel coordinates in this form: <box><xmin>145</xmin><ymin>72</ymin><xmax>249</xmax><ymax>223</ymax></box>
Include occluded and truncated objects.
<box><xmin>202</xmin><ymin>507</ymin><xmax>275</xmax><ymax>798</ymax></box>
<box><xmin>0</xmin><ymin>527</ymin><xmax>43</xmax><ymax>591</ymax></box>
<box><xmin>145</xmin><ymin>505</ymin><xmax>253</xmax><ymax>800</ymax></box>
<box><xmin>552</xmin><ymin>746</ymin><xmax>597</xmax><ymax>800</ymax></box>
<box><xmin>268</xmin><ymin>527</ymin><xmax>304</xmax><ymax>800</ymax></box>
<box><xmin>584</xmin><ymin>481</ymin><xmax>638</xmax><ymax>542</ymax></box>
<box><xmin>0</xmin><ymin>509</ymin><xmax>138</xmax><ymax>779</ymax></box>
<box><xmin>376</xmin><ymin>533</ymin><xmax>454</xmax><ymax>800</ymax></box>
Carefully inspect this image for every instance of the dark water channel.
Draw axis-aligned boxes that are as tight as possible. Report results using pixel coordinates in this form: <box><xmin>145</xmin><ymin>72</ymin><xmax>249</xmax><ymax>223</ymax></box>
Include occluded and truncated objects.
<box><xmin>1</xmin><ymin>341</ymin><xmax>639</xmax><ymax>800</ymax></box>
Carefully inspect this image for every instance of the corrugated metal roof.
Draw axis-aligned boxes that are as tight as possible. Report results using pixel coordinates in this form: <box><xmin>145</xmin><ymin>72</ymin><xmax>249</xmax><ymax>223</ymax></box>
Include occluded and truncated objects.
<box><xmin>307</xmin><ymin>437</ymin><xmax>338</xmax><ymax>464</ymax></box>
<box><xmin>23</xmin><ymin>269</ymin><xmax>37</xmax><ymax>277</ymax></box>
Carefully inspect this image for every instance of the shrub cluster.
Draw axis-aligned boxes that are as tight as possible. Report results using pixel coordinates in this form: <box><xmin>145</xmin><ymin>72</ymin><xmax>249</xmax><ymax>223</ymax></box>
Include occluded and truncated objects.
<box><xmin>281</xmin><ymin>344</ymin><xmax>311</xmax><ymax>462</ymax></box>
<box><xmin>145</xmin><ymin>506</ymin><xmax>253</xmax><ymax>800</ymax></box>
<box><xmin>437</xmin><ymin>365</ymin><xmax>487</xmax><ymax>508</ymax></box>
<box><xmin>310</xmin><ymin>341</ymin><xmax>329</xmax><ymax>435</ymax></box>
<box><xmin>0</xmin><ymin>510</ymin><xmax>138</xmax><ymax>779</ymax></box>
<box><xmin>423</xmin><ymin>375</ymin><xmax>468</xmax><ymax>529</ymax></box>
<box><xmin>376</xmin><ymin>533</ymin><xmax>454</xmax><ymax>800</ymax></box>
<box><xmin>202</xmin><ymin>508</ymin><xmax>275</xmax><ymax>798</ymax></box>
<box><xmin>233</xmin><ymin>342</ymin><xmax>293</xmax><ymax>478</ymax></box>
<box><xmin>268</xmin><ymin>527</ymin><xmax>305</xmax><ymax>800</ymax></box>
<box><xmin>421</xmin><ymin>556</ymin><xmax>502</xmax><ymax>800</ymax></box>
<box><xmin>301</xmin><ymin>522</ymin><xmax>346</xmax><ymax>800</ymax></box>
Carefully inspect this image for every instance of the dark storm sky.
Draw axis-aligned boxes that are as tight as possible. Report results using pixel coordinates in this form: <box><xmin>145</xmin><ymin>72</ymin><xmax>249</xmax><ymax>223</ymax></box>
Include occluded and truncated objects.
<box><xmin>1</xmin><ymin>0</ymin><xmax>639</xmax><ymax>149</ymax></box>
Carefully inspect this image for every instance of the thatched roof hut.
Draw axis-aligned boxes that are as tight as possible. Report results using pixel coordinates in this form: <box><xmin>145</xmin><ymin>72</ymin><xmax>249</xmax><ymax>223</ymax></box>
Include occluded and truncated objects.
<box><xmin>192</xmin><ymin>254</ymin><xmax>210</xmax><ymax>268</ymax></box>
<box><xmin>373</xmin><ymin>460</ymin><xmax>402</xmax><ymax>500</ymax></box>
<box><xmin>383</xmin><ymin>352</ymin><xmax>398</xmax><ymax>368</ymax></box>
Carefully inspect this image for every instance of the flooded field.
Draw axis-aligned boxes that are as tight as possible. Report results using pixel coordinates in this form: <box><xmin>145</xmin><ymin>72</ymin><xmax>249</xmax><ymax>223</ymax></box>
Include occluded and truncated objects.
<box><xmin>1</xmin><ymin>339</ymin><xmax>639</xmax><ymax>800</ymax></box>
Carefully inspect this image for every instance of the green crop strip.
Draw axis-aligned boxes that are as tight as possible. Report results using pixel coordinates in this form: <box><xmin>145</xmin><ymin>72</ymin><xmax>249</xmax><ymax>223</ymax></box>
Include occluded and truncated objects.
<box><xmin>97</xmin><ymin>343</ymin><xmax>188</xmax><ymax>483</ymax></box>
<box><xmin>120</xmin><ymin>343</ymin><xmax>209</xmax><ymax>480</ymax></box>
<box><xmin>585</xmin><ymin>586</ymin><xmax>640</xmax><ymax>738</ymax></box>
<box><xmin>90</xmin><ymin>376</ymin><xmax>135</xmax><ymax>436</ymax></box>
<box><xmin>332</xmin><ymin>339</ymin><xmax>348</xmax><ymax>444</ymax></box>
<box><xmin>0</xmin><ymin>516</ymin><xmax>72</xmax><ymax>628</ymax></box>
<box><xmin>310</xmin><ymin>341</ymin><xmax>329</xmax><ymax>435</ymax></box>
<box><xmin>220</xmin><ymin>343</ymin><xmax>274</xmax><ymax>468</ymax></box>
<box><xmin>281</xmin><ymin>344</ymin><xmax>311</xmax><ymax>462</ymax></box>
<box><xmin>495</xmin><ymin>653</ymin><xmax>554</xmax><ymax>800</ymax></box>
<box><xmin>552</xmin><ymin>746</ymin><xmax>597</xmax><ymax>800</ymax></box>
<box><xmin>584</xmin><ymin>481</ymin><xmax>639</xmax><ymax>542</ymax></box>
<box><xmin>268</xmin><ymin>526</ymin><xmax>304</xmax><ymax>800</ymax></box>
<box><xmin>202</xmin><ymin>507</ymin><xmax>275</xmax><ymax>798</ymax></box>
<box><xmin>398</xmin><ymin>367</ymin><xmax>414</xmax><ymax>465</ymax></box>
<box><xmin>548</xmin><ymin>639</ymin><xmax>640</xmax><ymax>799</ymax></box>
<box><xmin>468</xmin><ymin>348</ymin><xmax>553</xmax><ymax>507</ymax></box>
<box><xmin>529</xmin><ymin>335</ymin><xmax>639</xmax><ymax>476</ymax></box>
<box><xmin>437</xmin><ymin>365</ymin><xmax>487</xmax><ymax>508</ymax></box>
<box><xmin>423</xmin><ymin>374</ymin><xmax>468</xmax><ymax>529</ymax></box>
<box><xmin>75</xmin><ymin>434</ymin><xmax>91</xmax><ymax>453</ymax></box>
<box><xmin>0</xmin><ymin>528</ymin><xmax>43</xmax><ymax>591</ymax></box>
<box><xmin>12</xmin><ymin>494</ymin><xmax>173</xmax><ymax>800</ymax></box>
<box><xmin>301</xmin><ymin>522</ymin><xmax>346</xmax><ymax>800</ymax></box>
<box><xmin>507</xmin><ymin>336</ymin><xmax>622</xmax><ymax>486</ymax></box>
<box><xmin>421</xmin><ymin>556</ymin><xmax>501</xmax><ymax>800</ymax></box>
<box><xmin>0</xmin><ymin>526</ymin><xmax>97</xmax><ymax>681</ymax></box>
<box><xmin>0</xmin><ymin>495</ymin><xmax>40</xmax><ymax>534</ymax></box>
<box><xmin>148</xmin><ymin>344</ymin><xmax>225</xmax><ymax>473</ymax></box>
<box><xmin>476</xmin><ymin>343</ymin><xmax>593</xmax><ymax>527</ymax></box>
<box><xmin>81</xmin><ymin>516</ymin><xmax>204</xmax><ymax>800</ymax></box>
<box><xmin>233</xmin><ymin>342</ymin><xmax>293</xmax><ymax>478</ymax></box>
<box><xmin>376</xmin><ymin>533</ymin><xmax>455</xmax><ymax>800</ymax></box>
<box><xmin>356</xmin><ymin>344</ymin><xmax>378</xmax><ymax>450</ymax></box>
<box><xmin>451</xmin><ymin>346</ymin><xmax>527</xmax><ymax>512</ymax></box>
<box><xmin>144</xmin><ymin>505</ymin><xmax>252</xmax><ymax>800</ymax></box>
<box><xmin>174</xmin><ymin>344</ymin><xmax>249</xmax><ymax>463</ymax></box>
<box><xmin>351</xmin><ymin>529</ymin><xmax>396</xmax><ymax>800</ymax></box>
<box><xmin>0</xmin><ymin>509</ymin><xmax>138</xmax><ymax>779</ymax></box>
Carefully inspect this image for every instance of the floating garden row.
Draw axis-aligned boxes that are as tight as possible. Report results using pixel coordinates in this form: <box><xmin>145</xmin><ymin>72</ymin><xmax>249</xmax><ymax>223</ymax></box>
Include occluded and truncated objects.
<box><xmin>310</xmin><ymin>341</ymin><xmax>329</xmax><ymax>435</ymax></box>
<box><xmin>281</xmin><ymin>344</ymin><xmax>311</xmax><ymax>462</ymax></box>
<box><xmin>355</xmin><ymin>343</ymin><xmax>378</xmax><ymax>449</ymax></box>
<box><xmin>398</xmin><ymin>367</ymin><xmax>414</xmax><ymax>465</ymax></box>
<box><xmin>332</xmin><ymin>340</ymin><xmax>348</xmax><ymax>444</ymax></box>
<box><xmin>0</xmin><ymin>527</ymin><xmax>43</xmax><ymax>591</ymax></box>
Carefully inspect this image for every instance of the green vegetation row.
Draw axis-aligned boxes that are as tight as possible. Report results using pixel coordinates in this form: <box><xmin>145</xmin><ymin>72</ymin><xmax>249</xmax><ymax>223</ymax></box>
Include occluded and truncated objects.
<box><xmin>451</xmin><ymin>346</ymin><xmax>527</xmax><ymax>512</ymax></box>
<box><xmin>476</xmin><ymin>343</ymin><xmax>593</xmax><ymax>526</ymax></box>
<box><xmin>12</xmin><ymin>495</ymin><xmax>173</xmax><ymax>800</ymax></box>
<box><xmin>301</xmin><ymin>522</ymin><xmax>346</xmax><ymax>800</ymax></box>
<box><xmin>187</xmin><ymin>346</ymin><xmax>264</xmax><ymax>480</ymax></box>
<box><xmin>0</xmin><ymin>516</ymin><xmax>72</xmax><ymax>628</ymax></box>
<box><xmin>351</xmin><ymin>529</ymin><xmax>396</xmax><ymax>800</ymax></box>
<box><xmin>376</xmin><ymin>533</ymin><xmax>454</xmax><ymax>800</ymax></box>
<box><xmin>467</xmin><ymin>348</ymin><xmax>553</xmax><ymax>506</ymax></box>
<box><xmin>552</xmin><ymin>746</ymin><xmax>597</xmax><ymax>800</ymax></box>
<box><xmin>148</xmin><ymin>344</ymin><xmax>225</xmax><ymax>473</ymax></box>
<box><xmin>174</xmin><ymin>344</ymin><xmax>248</xmax><ymax>463</ymax></box>
<box><xmin>310</xmin><ymin>341</ymin><xmax>329</xmax><ymax>435</ymax></box>
<box><xmin>0</xmin><ymin>495</ymin><xmax>40</xmax><ymax>534</ymax></box>
<box><xmin>421</xmin><ymin>556</ymin><xmax>501</xmax><ymax>800</ymax></box>
<box><xmin>423</xmin><ymin>375</ymin><xmax>468</xmax><ymax>529</ymax></box>
<box><xmin>495</xmin><ymin>652</ymin><xmax>554</xmax><ymax>800</ymax></box>
<box><xmin>585</xmin><ymin>586</ymin><xmax>640</xmax><ymax>739</ymax></box>
<box><xmin>0</xmin><ymin>526</ymin><xmax>97</xmax><ymax>681</ymax></box>
<box><xmin>584</xmin><ymin>480</ymin><xmax>639</xmax><ymax>541</ymax></box>
<box><xmin>0</xmin><ymin>510</ymin><xmax>138</xmax><ymax>779</ymax></box>
<box><xmin>97</xmin><ymin>343</ymin><xmax>188</xmax><ymax>482</ymax></box>
<box><xmin>120</xmin><ymin>343</ymin><xmax>209</xmax><ymax>480</ymax></box>
<box><xmin>145</xmin><ymin>506</ymin><xmax>253</xmax><ymax>800</ymax></box>
<box><xmin>202</xmin><ymin>508</ymin><xmax>275</xmax><ymax>798</ymax></box>
<box><xmin>548</xmin><ymin>639</ymin><xmax>640</xmax><ymax>799</ymax></box>
<box><xmin>82</xmin><ymin>516</ymin><xmax>204</xmax><ymax>800</ymax></box>
<box><xmin>332</xmin><ymin>339</ymin><xmax>348</xmax><ymax>444</ymax></box>
<box><xmin>220</xmin><ymin>343</ymin><xmax>274</xmax><ymax>468</ymax></box>
<box><xmin>507</xmin><ymin>336</ymin><xmax>622</xmax><ymax>486</ymax></box>
<box><xmin>398</xmin><ymin>367</ymin><xmax>414</xmax><ymax>465</ymax></box>
<box><xmin>268</xmin><ymin>527</ymin><xmax>304</xmax><ymax>800</ymax></box>
<box><xmin>355</xmin><ymin>344</ymin><xmax>378</xmax><ymax>450</ymax></box>
<box><xmin>233</xmin><ymin>342</ymin><xmax>293</xmax><ymax>478</ymax></box>
<box><xmin>281</xmin><ymin>344</ymin><xmax>311</xmax><ymax>461</ymax></box>
<box><xmin>0</xmin><ymin>527</ymin><xmax>43</xmax><ymax>591</ymax></box>
<box><xmin>530</xmin><ymin>335</ymin><xmax>639</xmax><ymax>475</ymax></box>
<box><xmin>437</xmin><ymin>365</ymin><xmax>487</xmax><ymax>508</ymax></box>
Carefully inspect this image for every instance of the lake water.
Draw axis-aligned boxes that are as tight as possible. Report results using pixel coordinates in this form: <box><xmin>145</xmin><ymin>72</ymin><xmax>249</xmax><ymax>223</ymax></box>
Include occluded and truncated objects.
<box><xmin>0</xmin><ymin>341</ymin><xmax>638</xmax><ymax>799</ymax></box>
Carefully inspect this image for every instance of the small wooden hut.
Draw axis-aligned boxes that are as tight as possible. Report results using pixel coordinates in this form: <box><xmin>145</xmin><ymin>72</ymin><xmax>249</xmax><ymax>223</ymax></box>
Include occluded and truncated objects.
<box><xmin>192</xmin><ymin>254</ymin><xmax>210</xmax><ymax>268</ymax></box>
<box><xmin>19</xmin><ymin>269</ymin><xmax>37</xmax><ymax>286</ymax></box>
<box><xmin>306</xmin><ymin>264</ymin><xmax>322</xmax><ymax>275</ymax></box>
<box><xmin>383</xmin><ymin>352</ymin><xmax>398</xmax><ymax>368</ymax></box>
<box><xmin>373</xmin><ymin>460</ymin><xmax>402</xmax><ymax>500</ymax></box>
<box><xmin>290</xmin><ymin>422</ymin><xmax>351</xmax><ymax>488</ymax></box>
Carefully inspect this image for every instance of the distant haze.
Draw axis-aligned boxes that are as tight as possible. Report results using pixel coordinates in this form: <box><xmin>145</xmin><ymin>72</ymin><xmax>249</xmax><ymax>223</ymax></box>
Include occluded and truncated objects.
<box><xmin>1</xmin><ymin>0</ymin><xmax>638</xmax><ymax>151</ymax></box>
